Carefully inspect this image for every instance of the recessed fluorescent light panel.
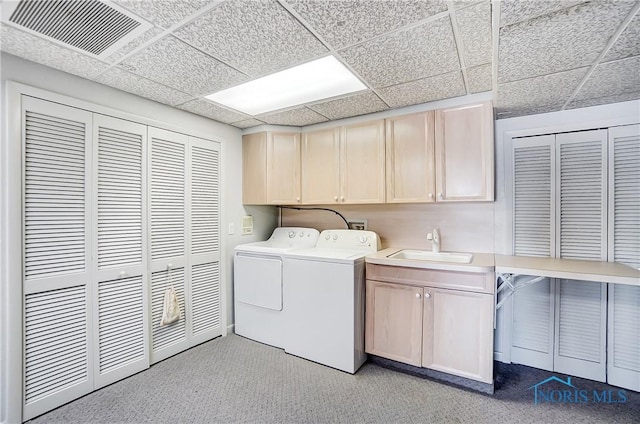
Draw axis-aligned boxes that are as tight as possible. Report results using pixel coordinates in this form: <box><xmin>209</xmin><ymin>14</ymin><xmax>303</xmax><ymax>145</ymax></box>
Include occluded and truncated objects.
<box><xmin>205</xmin><ymin>56</ymin><xmax>367</xmax><ymax>115</ymax></box>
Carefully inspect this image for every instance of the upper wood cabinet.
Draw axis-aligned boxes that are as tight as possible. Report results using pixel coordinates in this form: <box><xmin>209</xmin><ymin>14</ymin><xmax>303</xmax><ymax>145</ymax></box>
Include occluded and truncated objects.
<box><xmin>385</xmin><ymin>112</ymin><xmax>436</xmax><ymax>203</ymax></box>
<box><xmin>302</xmin><ymin>120</ymin><xmax>385</xmax><ymax>204</ymax></box>
<box><xmin>242</xmin><ymin>132</ymin><xmax>267</xmax><ymax>205</ymax></box>
<box><xmin>385</xmin><ymin>102</ymin><xmax>493</xmax><ymax>203</ymax></box>
<box><xmin>435</xmin><ymin>102</ymin><xmax>494</xmax><ymax>202</ymax></box>
<box><xmin>242</xmin><ymin>131</ymin><xmax>301</xmax><ymax>205</ymax></box>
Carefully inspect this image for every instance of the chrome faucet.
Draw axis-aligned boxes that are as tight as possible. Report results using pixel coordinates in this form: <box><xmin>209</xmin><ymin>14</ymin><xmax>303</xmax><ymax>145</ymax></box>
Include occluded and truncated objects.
<box><xmin>427</xmin><ymin>229</ymin><xmax>440</xmax><ymax>252</ymax></box>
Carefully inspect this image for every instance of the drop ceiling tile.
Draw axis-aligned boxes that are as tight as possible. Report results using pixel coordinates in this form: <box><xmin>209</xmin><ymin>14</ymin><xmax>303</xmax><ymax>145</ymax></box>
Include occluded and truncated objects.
<box><xmin>178</xmin><ymin>99</ymin><xmax>251</xmax><ymax>124</ymax></box>
<box><xmin>496</xmin><ymin>67</ymin><xmax>588</xmax><ymax>114</ymax></box>
<box><xmin>112</xmin><ymin>0</ymin><xmax>212</xmax><ymax>29</ymax></box>
<box><xmin>174</xmin><ymin>0</ymin><xmax>327</xmax><ymax>76</ymax></box>
<box><xmin>467</xmin><ymin>63</ymin><xmax>493</xmax><ymax>94</ymax></box>
<box><xmin>106</xmin><ymin>27</ymin><xmax>166</xmax><ymax>63</ymax></box>
<box><xmin>232</xmin><ymin>119</ymin><xmax>266</xmax><ymax>129</ymax></box>
<box><xmin>287</xmin><ymin>0</ymin><xmax>447</xmax><ymax>49</ymax></box>
<box><xmin>495</xmin><ymin>104</ymin><xmax>563</xmax><ymax>119</ymax></box>
<box><xmin>121</xmin><ymin>35</ymin><xmax>247</xmax><ymax>95</ymax></box>
<box><xmin>498</xmin><ymin>1</ymin><xmax>634</xmax><ymax>83</ymax></box>
<box><xmin>256</xmin><ymin>107</ymin><xmax>328</xmax><ymax>126</ymax></box>
<box><xmin>455</xmin><ymin>1</ymin><xmax>492</xmax><ymax>67</ymax></box>
<box><xmin>500</xmin><ymin>0</ymin><xmax>587</xmax><ymax>27</ymax></box>
<box><xmin>574</xmin><ymin>56</ymin><xmax>640</xmax><ymax>101</ymax></box>
<box><xmin>567</xmin><ymin>91</ymin><xmax>640</xmax><ymax>110</ymax></box>
<box><xmin>95</xmin><ymin>67</ymin><xmax>192</xmax><ymax>106</ymax></box>
<box><xmin>340</xmin><ymin>17</ymin><xmax>460</xmax><ymax>88</ymax></box>
<box><xmin>454</xmin><ymin>1</ymin><xmax>488</xmax><ymax>11</ymax></box>
<box><xmin>603</xmin><ymin>12</ymin><xmax>640</xmax><ymax>62</ymax></box>
<box><xmin>307</xmin><ymin>91</ymin><xmax>389</xmax><ymax>120</ymax></box>
<box><xmin>0</xmin><ymin>24</ymin><xmax>109</xmax><ymax>79</ymax></box>
<box><xmin>377</xmin><ymin>72</ymin><xmax>466</xmax><ymax>108</ymax></box>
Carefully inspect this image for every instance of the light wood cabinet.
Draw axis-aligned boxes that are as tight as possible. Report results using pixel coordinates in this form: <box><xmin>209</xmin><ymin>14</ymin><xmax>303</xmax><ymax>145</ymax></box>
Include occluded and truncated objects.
<box><xmin>422</xmin><ymin>287</ymin><xmax>494</xmax><ymax>383</ymax></box>
<box><xmin>365</xmin><ymin>263</ymin><xmax>494</xmax><ymax>383</ymax></box>
<box><xmin>302</xmin><ymin>120</ymin><xmax>385</xmax><ymax>204</ymax></box>
<box><xmin>242</xmin><ymin>132</ymin><xmax>267</xmax><ymax>205</ymax></box>
<box><xmin>266</xmin><ymin>132</ymin><xmax>301</xmax><ymax>204</ymax></box>
<box><xmin>385</xmin><ymin>112</ymin><xmax>436</xmax><ymax>203</ymax></box>
<box><xmin>365</xmin><ymin>280</ymin><xmax>423</xmax><ymax>366</ymax></box>
<box><xmin>242</xmin><ymin>131</ymin><xmax>301</xmax><ymax>205</ymax></box>
<box><xmin>435</xmin><ymin>102</ymin><xmax>494</xmax><ymax>202</ymax></box>
<box><xmin>385</xmin><ymin>102</ymin><xmax>493</xmax><ymax>203</ymax></box>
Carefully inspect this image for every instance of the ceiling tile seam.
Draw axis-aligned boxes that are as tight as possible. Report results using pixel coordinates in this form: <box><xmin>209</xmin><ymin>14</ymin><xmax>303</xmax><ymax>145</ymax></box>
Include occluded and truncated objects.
<box><xmin>498</xmin><ymin>0</ymin><xmax>589</xmax><ymax>29</ymax></box>
<box><xmin>561</xmin><ymin>1</ymin><xmax>640</xmax><ymax>110</ymax></box>
<box><xmin>170</xmin><ymin>32</ymin><xmax>252</xmax><ymax>78</ymax></box>
<box><xmin>92</xmin><ymin>1</ymin><xmax>230</xmax><ymax>80</ymax></box>
<box><xmin>175</xmin><ymin>97</ymin><xmax>254</xmax><ymax>120</ymax></box>
<box><xmin>97</xmin><ymin>66</ymin><xmax>194</xmax><ymax>104</ymax></box>
<box><xmin>491</xmin><ymin>0</ymin><xmax>500</xmax><ymax>104</ymax></box>
<box><xmin>333</xmin><ymin>10</ymin><xmax>452</xmax><ymax>53</ymax></box>
<box><xmin>277</xmin><ymin>0</ymin><xmax>391</xmax><ymax>109</ymax></box>
<box><xmin>454</xmin><ymin>0</ymin><xmax>487</xmax><ymax>12</ymax></box>
<box><xmin>446</xmin><ymin>1</ymin><xmax>470</xmax><ymax>95</ymax></box>
<box><xmin>374</xmin><ymin>68</ymin><xmax>469</xmax><ymax>91</ymax></box>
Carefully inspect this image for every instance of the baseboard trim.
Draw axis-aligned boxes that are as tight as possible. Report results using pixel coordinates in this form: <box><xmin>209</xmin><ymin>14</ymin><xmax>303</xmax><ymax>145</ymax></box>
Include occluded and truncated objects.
<box><xmin>369</xmin><ymin>355</ymin><xmax>495</xmax><ymax>395</ymax></box>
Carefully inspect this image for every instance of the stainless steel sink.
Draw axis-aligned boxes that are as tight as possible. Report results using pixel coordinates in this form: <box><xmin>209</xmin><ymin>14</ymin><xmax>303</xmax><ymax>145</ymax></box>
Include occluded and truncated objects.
<box><xmin>388</xmin><ymin>250</ymin><xmax>473</xmax><ymax>264</ymax></box>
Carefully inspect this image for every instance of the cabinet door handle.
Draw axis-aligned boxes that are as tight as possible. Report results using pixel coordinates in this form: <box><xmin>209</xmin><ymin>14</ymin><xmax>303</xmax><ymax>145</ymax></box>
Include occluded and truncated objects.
<box><xmin>296</xmin><ymin>197</ymin><xmax>300</xmax><ymax>202</ymax></box>
<box><xmin>415</xmin><ymin>293</ymin><xmax>421</xmax><ymax>299</ymax></box>
<box><xmin>424</xmin><ymin>292</ymin><xmax>431</xmax><ymax>299</ymax></box>
<box><xmin>428</xmin><ymin>193</ymin><xmax>434</xmax><ymax>198</ymax></box>
<box><xmin>334</xmin><ymin>196</ymin><xmax>338</xmax><ymax>201</ymax></box>
<box><xmin>437</xmin><ymin>193</ymin><xmax>443</xmax><ymax>199</ymax></box>
<box><xmin>340</xmin><ymin>196</ymin><xmax>344</xmax><ymax>202</ymax></box>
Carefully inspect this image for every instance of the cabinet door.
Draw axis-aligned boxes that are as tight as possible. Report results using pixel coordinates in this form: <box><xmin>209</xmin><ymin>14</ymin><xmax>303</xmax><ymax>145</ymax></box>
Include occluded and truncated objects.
<box><xmin>422</xmin><ymin>288</ymin><xmax>494</xmax><ymax>383</ymax></box>
<box><xmin>385</xmin><ymin>112</ymin><xmax>435</xmax><ymax>203</ymax></box>
<box><xmin>22</xmin><ymin>97</ymin><xmax>94</xmax><ymax>420</ymax></box>
<box><xmin>435</xmin><ymin>102</ymin><xmax>493</xmax><ymax>201</ymax></box>
<box><xmin>92</xmin><ymin>115</ymin><xmax>149</xmax><ymax>388</ymax></box>
<box><xmin>341</xmin><ymin>120</ymin><xmax>385</xmax><ymax>204</ymax></box>
<box><xmin>242</xmin><ymin>132</ymin><xmax>267</xmax><ymax>205</ymax></box>
<box><xmin>365</xmin><ymin>280</ymin><xmax>423</xmax><ymax>366</ymax></box>
<box><xmin>267</xmin><ymin>132</ymin><xmax>301</xmax><ymax>205</ymax></box>
<box><xmin>301</xmin><ymin>128</ymin><xmax>340</xmax><ymax>204</ymax></box>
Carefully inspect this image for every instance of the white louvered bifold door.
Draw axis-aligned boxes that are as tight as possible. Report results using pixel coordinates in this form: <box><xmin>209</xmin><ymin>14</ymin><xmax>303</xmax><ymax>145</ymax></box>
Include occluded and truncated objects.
<box><xmin>554</xmin><ymin>130</ymin><xmax>607</xmax><ymax>382</ymax></box>
<box><xmin>148</xmin><ymin>127</ymin><xmax>189</xmax><ymax>363</ymax></box>
<box><xmin>607</xmin><ymin>124</ymin><xmax>640</xmax><ymax>391</ymax></box>
<box><xmin>510</xmin><ymin>136</ymin><xmax>555</xmax><ymax>371</ymax></box>
<box><xmin>188</xmin><ymin>137</ymin><xmax>222</xmax><ymax>345</ymax></box>
<box><xmin>608</xmin><ymin>284</ymin><xmax>640</xmax><ymax>391</ymax></box>
<box><xmin>22</xmin><ymin>97</ymin><xmax>94</xmax><ymax>420</ymax></box>
<box><xmin>91</xmin><ymin>115</ymin><xmax>149</xmax><ymax>388</ymax></box>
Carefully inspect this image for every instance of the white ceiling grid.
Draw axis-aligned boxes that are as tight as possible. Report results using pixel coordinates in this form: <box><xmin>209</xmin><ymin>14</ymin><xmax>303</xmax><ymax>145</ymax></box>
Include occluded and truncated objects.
<box><xmin>0</xmin><ymin>0</ymin><xmax>638</xmax><ymax>128</ymax></box>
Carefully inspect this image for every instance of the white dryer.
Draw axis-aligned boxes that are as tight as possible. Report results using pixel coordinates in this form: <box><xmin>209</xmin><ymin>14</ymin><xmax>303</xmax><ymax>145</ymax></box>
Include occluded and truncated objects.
<box><xmin>283</xmin><ymin>229</ymin><xmax>380</xmax><ymax>373</ymax></box>
<box><xmin>234</xmin><ymin>227</ymin><xmax>319</xmax><ymax>348</ymax></box>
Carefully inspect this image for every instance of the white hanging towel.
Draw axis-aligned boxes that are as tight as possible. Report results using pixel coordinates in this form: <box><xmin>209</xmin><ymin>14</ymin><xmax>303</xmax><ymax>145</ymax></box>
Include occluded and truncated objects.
<box><xmin>160</xmin><ymin>266</ymin><xmax>181</xmax><ymax>326</ymax></box>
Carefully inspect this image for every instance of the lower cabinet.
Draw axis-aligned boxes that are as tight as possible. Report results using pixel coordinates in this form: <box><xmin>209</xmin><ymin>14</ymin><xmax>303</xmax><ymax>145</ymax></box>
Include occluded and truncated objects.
<box><xmin>365</xmin><ymin>265</ymin><xmax>494</xmax><ymax>384</ymax></box>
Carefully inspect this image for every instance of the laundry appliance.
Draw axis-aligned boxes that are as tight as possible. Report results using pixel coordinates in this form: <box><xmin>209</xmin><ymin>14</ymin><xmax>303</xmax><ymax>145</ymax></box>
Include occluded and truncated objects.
<box><xmin>234</xmin><ymin>227</ymin><xmax>319</xmax><ymax>348</ymax></box>
<box><xmin>283</xmin><ymin>229</ymin><xmax>380</xmax><ymax>373</ymax></box>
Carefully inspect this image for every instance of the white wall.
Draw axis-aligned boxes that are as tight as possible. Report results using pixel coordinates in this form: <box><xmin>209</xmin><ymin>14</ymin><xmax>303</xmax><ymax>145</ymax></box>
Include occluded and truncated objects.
<box><xmin>0</xmin><ymin>52</ymin><xmax>277</xmax><ymax>424</ymax></box>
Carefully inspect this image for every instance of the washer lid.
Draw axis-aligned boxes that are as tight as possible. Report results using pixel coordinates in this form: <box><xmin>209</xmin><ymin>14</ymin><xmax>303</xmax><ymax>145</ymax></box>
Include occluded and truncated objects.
<box><xmin>284</xmin><ymin>247</ymin><xmax>368</xmax><ymax>263</ymax></box>
<box><xmin>235</xmin><ymin>227</ymin><xmax>320</xmax><ymax>253</ymax></box>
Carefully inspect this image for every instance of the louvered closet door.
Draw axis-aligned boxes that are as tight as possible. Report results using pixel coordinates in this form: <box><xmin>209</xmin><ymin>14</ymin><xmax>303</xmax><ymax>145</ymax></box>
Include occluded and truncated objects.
<box><xmin>148</xmin><ymin>127</ymin><xmax>189</xmax><ymax>363</ymax></box>
<box><xmin>510</xmin><ymin>136</ymin><xmax>555</xmax><ymax>371</ymax></box>
<box><xmin>21</xmin><ymin>97</ymin><xmax>94</xmax><ymax>420</ymax></box>
<box><xmin>91</xmin><ymin>115</ymin><xmax>149</xmax><ymax>388</ymax></box>
<box><xmin>554</xmin><ymin>130</ymin><xmax>607</xmax><ymax>382</ymax></box>
<box><xmin>188</xmin><ymin>137</ymin><xmax>222</xmax><ymax>345</ymax></box>
<box><xmin>607</xmin><ymin>124</ymin><xmax>640</xmax><ymax>391</ymax></box>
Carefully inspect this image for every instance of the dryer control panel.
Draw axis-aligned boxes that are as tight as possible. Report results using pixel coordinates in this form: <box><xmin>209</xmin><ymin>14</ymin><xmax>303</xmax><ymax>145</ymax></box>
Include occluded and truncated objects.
<box><xmin>316</xmin><ymin>229</ymin><xmax>381</xmax><ymax>252</ymax></box>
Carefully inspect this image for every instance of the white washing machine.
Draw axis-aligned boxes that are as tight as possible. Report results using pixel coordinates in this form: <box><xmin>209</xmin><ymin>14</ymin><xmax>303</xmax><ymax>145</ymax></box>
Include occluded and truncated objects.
<box><xmin>234</xmin><ymin>227</ymin><xmax>319</xmax><ymax>348</ymax></box>
<box><xmin>283</xmin><ymin>229</ymin><xmax>380</xmax><ymax>373</ymax></box>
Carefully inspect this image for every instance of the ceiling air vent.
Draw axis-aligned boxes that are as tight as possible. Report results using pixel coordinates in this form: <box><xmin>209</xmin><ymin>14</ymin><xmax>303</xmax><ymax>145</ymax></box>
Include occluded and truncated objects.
<box><xmin>3</xmin><ymin>0</ymin><xmax>152</xmax><ymax>58</ymax></box>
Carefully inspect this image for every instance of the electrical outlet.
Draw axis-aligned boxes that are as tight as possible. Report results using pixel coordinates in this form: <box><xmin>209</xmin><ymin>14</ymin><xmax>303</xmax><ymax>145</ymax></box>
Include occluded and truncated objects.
<box><xmin>347</xmin><ymin>219</ymin><xmax>368</xmax><ymax>231</ymax></box>
<box><xmin>228</xmin><ymin>223</ymin><xmax>235</xmax><ymax>235</ymax></box>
